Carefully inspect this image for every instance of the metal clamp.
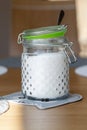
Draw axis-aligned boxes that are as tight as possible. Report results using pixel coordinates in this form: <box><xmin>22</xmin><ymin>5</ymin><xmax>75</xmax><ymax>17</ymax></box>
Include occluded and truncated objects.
<box><xmin>17</xmin><ymin>33</ymin><xmax>24</xmax><ymax>44</ymax></box>
<box><xmin>64</xmin><ymin>42</ymin><xmax>77</xmax><ymax>64</ymax></box>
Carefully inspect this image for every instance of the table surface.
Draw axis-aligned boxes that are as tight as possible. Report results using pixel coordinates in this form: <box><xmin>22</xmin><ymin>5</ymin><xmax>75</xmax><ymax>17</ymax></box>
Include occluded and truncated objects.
<box><xmin>0</xmin><ymin>68</ymin><xmax>87</xmax><ymax>130</ymax></box>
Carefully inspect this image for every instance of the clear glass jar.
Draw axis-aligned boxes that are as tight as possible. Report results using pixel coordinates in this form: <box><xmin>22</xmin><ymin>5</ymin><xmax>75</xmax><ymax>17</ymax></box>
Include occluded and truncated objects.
<box><xmin>18</xmin><ymin>25</ymin><xmax>77</xmax><ymax>100</ymax></box>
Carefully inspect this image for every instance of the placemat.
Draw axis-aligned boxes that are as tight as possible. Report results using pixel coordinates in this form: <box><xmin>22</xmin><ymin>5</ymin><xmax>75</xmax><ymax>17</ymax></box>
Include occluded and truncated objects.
<box><xmin>0</xmin><ymin>66</ymin><xmax>8</xmax><ymax>75</ymax></box>
<box><xmin>0</xmin><ymin>100</ymin><xmax>9</xmax><ymax>115</ymax></box>
<box><xmin>75</xmin><ymin>65</ymin><xmax>87</xmax><ymax>77</ymax></box>
<box><xmin>2</xmin><ymin>92</ymin><xmax>83</xmax><ymax>109</ymax></box>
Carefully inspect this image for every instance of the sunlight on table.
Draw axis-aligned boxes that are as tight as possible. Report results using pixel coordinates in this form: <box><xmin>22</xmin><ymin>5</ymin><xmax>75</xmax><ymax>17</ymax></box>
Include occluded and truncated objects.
<box><xmin>0</xmin><ymin>103</ymin><xmax>24</xmax><ymax>130</ymax></box>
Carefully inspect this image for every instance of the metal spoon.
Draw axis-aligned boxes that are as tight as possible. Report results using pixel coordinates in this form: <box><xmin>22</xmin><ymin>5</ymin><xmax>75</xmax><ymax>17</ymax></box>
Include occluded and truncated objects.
<box><xmin>57</xmin><ymin>10</ymin><xmax>65</xmax><ymax>25</ymax></box>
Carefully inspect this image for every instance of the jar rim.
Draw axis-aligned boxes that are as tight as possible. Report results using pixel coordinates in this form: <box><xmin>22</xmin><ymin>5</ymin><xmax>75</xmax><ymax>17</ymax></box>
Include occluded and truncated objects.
<box><xmin>22</xmin><ymin>25</ymin><xmax>67</xmax><ymax>40</ymax></box>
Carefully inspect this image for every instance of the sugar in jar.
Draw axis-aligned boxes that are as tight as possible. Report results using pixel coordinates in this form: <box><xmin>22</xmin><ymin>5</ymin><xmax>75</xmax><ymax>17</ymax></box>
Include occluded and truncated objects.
<box><xmin>18</xmin><ymin>25</ymin><xmax>77</xmax><ymax>100</ymax></box>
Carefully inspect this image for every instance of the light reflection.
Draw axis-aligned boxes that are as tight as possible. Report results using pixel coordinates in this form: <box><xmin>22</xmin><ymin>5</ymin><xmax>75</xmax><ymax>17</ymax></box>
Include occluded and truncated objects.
<box><xmin>0</xmin><ymin>103</ymin><xmax>24</xmax><ymax>130</ymax></box>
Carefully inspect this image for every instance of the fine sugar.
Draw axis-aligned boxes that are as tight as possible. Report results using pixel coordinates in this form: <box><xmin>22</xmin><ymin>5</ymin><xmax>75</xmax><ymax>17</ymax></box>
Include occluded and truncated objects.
<box><xmin>21</xmin><ymin>51</ymin><xmax>69</xmax><ymax>99</ymax></box>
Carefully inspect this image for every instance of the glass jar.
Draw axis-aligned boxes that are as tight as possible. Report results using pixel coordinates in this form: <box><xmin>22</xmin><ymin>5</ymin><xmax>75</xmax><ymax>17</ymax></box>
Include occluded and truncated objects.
<box><xmin>18</xmin><ymin>25</ymin><xmax>77</xmax><ymax>100</ymax></box>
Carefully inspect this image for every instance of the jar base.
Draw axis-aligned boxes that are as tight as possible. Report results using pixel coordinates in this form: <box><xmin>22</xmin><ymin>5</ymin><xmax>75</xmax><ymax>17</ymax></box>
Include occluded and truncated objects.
<box><xmin>23</xmin><ymin>93</ymin><xmax>69</xmax><ymax>102</ymax></box>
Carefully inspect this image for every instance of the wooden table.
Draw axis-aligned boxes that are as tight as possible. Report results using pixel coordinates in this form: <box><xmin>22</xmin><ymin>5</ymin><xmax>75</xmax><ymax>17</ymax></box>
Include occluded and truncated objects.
<box><xmin>0</xmin><ymin>68</ymin><xmax>87</xmax><ymax>130</ymax></box>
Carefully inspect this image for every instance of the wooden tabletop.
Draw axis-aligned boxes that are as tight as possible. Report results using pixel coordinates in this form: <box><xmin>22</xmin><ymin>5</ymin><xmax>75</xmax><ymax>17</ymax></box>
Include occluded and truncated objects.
<box><xmin>0</xmin><ymin>68</ymin><xmax>87</xmax><ymax>130</ymax></box>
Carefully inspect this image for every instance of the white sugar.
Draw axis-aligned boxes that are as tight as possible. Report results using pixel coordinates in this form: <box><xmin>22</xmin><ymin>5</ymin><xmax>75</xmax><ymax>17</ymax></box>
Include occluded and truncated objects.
<box><xmin>22</xmin><ymin>51</ymin><xmax>69</xmax><ymax>99</ymax></box>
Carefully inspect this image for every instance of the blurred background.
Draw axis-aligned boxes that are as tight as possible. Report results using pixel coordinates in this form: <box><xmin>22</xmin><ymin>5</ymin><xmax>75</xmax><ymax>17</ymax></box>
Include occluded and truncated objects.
<box><xmin>0</xmin><ymin>0</ymin><xmax>87</xmax><ymax>65</ymax></box>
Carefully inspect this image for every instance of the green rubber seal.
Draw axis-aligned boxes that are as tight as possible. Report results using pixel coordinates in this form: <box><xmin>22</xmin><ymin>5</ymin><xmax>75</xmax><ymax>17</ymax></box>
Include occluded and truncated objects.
<box><xmin>23</xmin><ymin>30</ymin><xmax>66</xmax><ymax>40</ymax></box>
<box><xmin>22</xmin><ymin>25</ymin><xmax>67</xmax><ymax>40</ymax></box>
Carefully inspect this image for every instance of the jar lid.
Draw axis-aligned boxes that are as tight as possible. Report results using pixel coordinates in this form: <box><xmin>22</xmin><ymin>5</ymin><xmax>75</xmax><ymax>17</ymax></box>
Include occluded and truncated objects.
<box><xmin>22</xmin><ymin>25</ymin><xmax>67</xmax><ymax>40</ymax></box>
<box><xmin>18</xmin><ymin>25</ymin><xmax>67</xmax><ymax>44</ymax></box>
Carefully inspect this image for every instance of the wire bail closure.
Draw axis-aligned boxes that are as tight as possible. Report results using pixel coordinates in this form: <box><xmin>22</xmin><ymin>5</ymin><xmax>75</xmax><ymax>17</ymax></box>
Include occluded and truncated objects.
<box><xmin>17</xmin><ymin>32</ymin><xmax>77</xmax><ymax>64</ymax></box>
<box><xmin>17</xmin><ymin>33</ymin><xmax>24</xmax><ymax>44</ymax></box>
<box><xmin>64</xmin><ymin>42</ymin><xmax>77</xmax><ymax>64</ymax></box>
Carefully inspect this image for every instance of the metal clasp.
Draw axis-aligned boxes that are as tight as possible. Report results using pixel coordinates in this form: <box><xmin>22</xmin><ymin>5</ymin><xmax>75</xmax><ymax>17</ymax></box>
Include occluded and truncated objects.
<box><xmin>17</xmin><ymin>33</ymin><xmax>24</xmax><ymax>44</ymax></box>
<box><xmin>64</xmin><ymin>42</ymin><xmax>77</xmax><ymax>64</ymax></box>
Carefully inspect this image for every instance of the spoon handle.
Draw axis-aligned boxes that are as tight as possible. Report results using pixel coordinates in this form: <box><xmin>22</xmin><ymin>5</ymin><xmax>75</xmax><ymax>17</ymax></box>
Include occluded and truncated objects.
<box><xmin>57</xmin><ymin>10</ymin><xmax>65</xmax><ymax>25</ymax></box>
